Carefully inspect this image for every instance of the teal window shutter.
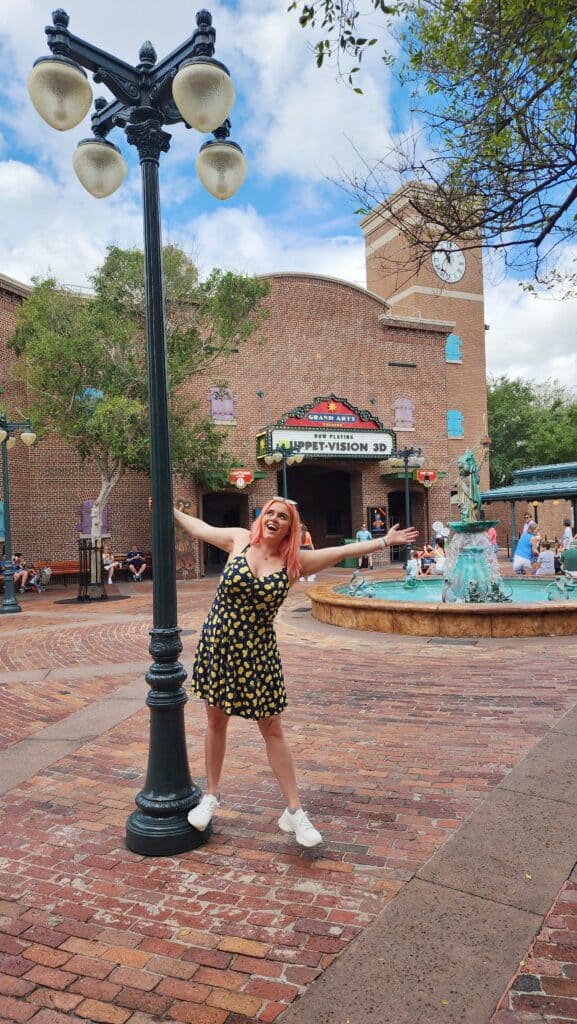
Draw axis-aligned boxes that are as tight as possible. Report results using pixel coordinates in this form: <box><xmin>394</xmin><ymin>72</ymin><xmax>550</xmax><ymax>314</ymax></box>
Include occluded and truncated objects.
<box><xmin>445</xmin><ymin>333</ymin><xmax>462</xmax><ymax>362</ymax></box>
<box><xmin>447</xmin><ymin>410</ymin><xmax>464</xmax><ymax>437</ymax></box>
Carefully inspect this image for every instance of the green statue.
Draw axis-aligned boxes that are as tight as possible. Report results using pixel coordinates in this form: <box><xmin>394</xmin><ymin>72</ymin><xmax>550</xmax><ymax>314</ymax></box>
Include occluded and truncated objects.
<box><xmin>455</xmin><ymin>447</ymin><xmax>488</xmax><ymax>522</ymax></box>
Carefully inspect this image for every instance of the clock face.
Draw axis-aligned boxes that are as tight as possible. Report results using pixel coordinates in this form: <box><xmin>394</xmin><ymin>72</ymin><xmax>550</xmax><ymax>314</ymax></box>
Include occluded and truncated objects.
<box><xmin>431</xmin><ymin>241</ymin><xmax>466</xmax><ymax>283</ymax></box>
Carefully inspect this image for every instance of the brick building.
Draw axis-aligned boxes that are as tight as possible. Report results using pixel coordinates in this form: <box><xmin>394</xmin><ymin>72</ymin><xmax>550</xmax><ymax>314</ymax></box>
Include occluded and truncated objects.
<box><xmin>0</xmin><ymin>273</ymin><xmax>152</xmax><ymax>564</ymax></box>
<box><xmin>0</xmin><ymin>189</ymin><xmax>494</xmax><ymax>575</ymax></box>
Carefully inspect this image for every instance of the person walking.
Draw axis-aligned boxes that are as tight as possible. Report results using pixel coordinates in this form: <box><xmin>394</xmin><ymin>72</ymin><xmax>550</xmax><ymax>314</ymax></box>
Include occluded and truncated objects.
<box><xmin>298</xmin><ymin>522</ymin><xmax>316</xmax><ymax>582</ymax></box>
<box><xmin>561</xmin><ymin>517</ymin><xmax>573</xmax><ymax>551</ymax></box>
<box><xmin>174</xmin><ymin>498</ymin><xmax>418</xmax><ymax>847</ymax></box>
<box><xmin>355</xmin><ymin>521</ymin><xmax>373</xmax><ymax>569</ymax></box>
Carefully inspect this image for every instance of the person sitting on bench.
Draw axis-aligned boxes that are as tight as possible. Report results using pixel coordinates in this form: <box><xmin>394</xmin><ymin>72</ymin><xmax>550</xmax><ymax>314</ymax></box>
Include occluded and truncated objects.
<box><xmin>125</xmin><ymin>544</ymin><xmax>147</xmax><ymax>581</ymax></box>
<box><xmin>12</xmin><ymin>553</ymin><xmax>30</xmax><ymax>593</ymax></box>
<box><xmin>103</xmin><ymin>546</ymin><xmax>122</xmax><ymax>585</ymax></box>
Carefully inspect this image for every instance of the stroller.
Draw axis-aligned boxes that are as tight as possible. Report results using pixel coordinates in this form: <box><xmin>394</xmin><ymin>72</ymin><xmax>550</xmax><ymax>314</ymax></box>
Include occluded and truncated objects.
<box><xmin>28</xmin><ymin>566</ymin><xmax>52</xmax><ymax>593</ymax></box>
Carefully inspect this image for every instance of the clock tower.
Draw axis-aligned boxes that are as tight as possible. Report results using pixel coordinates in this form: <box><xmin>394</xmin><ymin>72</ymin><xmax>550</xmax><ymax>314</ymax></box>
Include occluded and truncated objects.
<box><xmin>360</xmin><ymin>184</ymin><xmax>489</xmax><ymax>487</ymax></box>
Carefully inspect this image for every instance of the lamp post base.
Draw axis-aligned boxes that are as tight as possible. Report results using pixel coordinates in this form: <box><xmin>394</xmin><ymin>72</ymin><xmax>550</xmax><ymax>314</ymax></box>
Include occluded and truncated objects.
<box><xmin>125</xmin><ymin>810</ymin><xmax>210</xmax><ymax>856</ymax></box>
<box><xmin>0</xmin><ymin>597</ymin><xmax>22</xmax><ymax>614</ymax></box>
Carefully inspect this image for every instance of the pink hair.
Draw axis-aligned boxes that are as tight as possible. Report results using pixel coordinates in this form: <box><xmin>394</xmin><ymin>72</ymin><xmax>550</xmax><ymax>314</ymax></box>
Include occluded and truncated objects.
<box><xmin>249</xmin><ymin>499</ymin><xmax>302</xmax><ymax>580</ymax></box>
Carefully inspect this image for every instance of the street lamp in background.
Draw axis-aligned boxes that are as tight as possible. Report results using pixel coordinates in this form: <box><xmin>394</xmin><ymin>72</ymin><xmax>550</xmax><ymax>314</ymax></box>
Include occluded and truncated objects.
<box><xmin>388</xmin><ymin>446</ymin><xmax>424</xmax><ymax>560</ymax></box>
<box><xmin>264</xmin><ymin>445</ymin><xmax>304</xmax><ymax>500</ymax></box>
<box><xmin>0</xmin><ymin>418</ymin><xmax>36</xmax><ymax>615</ymax></box>
<box><xmin>28</xmin><ymin>8</ymin><xmax>246</xmax><ymax>856</ymax></box>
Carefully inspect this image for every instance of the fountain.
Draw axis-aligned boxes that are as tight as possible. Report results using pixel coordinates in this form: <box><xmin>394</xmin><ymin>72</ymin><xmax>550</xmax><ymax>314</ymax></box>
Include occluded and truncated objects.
<box><xmin>309</xmin><ymin>446</ymin><xmax>577</xmax><ymax>638</ymax></box>
<box><xmin>442</xmin><ymin>447</ymin><xmax>513</xmax><ymax>604</ymax></box>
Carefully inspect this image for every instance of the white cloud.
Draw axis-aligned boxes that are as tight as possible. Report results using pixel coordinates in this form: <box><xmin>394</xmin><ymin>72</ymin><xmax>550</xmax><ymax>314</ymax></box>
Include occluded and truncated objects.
<box><xmin>220</xmin><ymin>3</ymin><xmax>397</xmax><ymax>185</ymax></box>
<box><xmin>485</xmin><ymin>277</ymin><xmax>577</xmax><ymax>388</ymax></box>
<box><xmin>185</xmin><ymin>204</ymin><xmax>366</xmax><ymax>284</ymax></box>
<box><xmin>0</xmin><ymin>158</ymin><xmax>142</xmax><ymax>286</ymax></box>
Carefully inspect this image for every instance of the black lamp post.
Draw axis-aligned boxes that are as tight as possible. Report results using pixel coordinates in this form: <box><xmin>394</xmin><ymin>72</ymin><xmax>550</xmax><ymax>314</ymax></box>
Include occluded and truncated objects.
<box><xmin>0</xmin><ymin>417</ymin><xmax>37</xmax><ymax>615</ymax></box>
<box><xmin>264</xmin><ymin>445</ymin><xmax>304</xmax><ymax>500</ymax></box>
<box><xmin>28</xmin><ymin>9</ymin><xmax>246</xmax><ymax>856</ymax></box>
<box><xmin>389</xmin><ymin>446</ymin><xmax>424</xmax><ymax>559</ymax></box>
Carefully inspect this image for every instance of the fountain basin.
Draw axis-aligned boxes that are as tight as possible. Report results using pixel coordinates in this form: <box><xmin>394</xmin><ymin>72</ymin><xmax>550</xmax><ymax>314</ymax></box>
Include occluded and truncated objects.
<box><xmin>308</xmin><ymin>577</ymin><xmax>577</xmax><ymax>638</ymax></box>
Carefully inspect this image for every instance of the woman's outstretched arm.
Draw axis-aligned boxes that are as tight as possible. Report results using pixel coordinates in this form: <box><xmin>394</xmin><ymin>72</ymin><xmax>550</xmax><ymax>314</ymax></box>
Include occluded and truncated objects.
<box><xmin>299</xmin><ymin>524</ymin><xmax>419</xmax><ymax>575</ymax></box>
<box><xmin>173</xmin><ymin>506</ymin><xmax>248</xmax><ymax>554</ymax></box>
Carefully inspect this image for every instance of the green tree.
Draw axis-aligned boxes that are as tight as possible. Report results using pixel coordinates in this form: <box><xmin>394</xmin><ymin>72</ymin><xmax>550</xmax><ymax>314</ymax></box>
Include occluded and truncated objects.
<box><xmin>10</xmin><ymin>245</ymin><xmax>269</xmax><ymax>536</ymax></box>
<box><xmin>487</xmin><ymin>376</ymin><xmax>538</xmax><ymax>486</ymax></box>
<box><xmin>293</xmin><ymin>0</ymin><xmax>577</xmax><ymax>283</ymax></box>
<box><xmin>487</xmin><ymin>376</ymin><xmax>577</xmax><ymax>486</ymax></box>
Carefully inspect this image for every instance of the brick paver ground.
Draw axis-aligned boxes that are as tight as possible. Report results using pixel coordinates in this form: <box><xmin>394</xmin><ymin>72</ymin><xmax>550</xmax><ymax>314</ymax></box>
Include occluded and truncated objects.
<box><xmin>0</xmin><ymin>572</ymin><xmax>576</xmax><ymax>1022</ymax></box>
<box><xmin>491</xmin><ymin>871</ymin><xmax>577</xmax><ymax>1023</ymax></box>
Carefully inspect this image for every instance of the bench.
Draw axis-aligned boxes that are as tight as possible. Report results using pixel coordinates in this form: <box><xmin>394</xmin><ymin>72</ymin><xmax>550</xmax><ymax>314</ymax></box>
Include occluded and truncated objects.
<box><xmin>35</xmin><ymin>560</ymin><xmax>80</xmax><ymax>586</ymax></box>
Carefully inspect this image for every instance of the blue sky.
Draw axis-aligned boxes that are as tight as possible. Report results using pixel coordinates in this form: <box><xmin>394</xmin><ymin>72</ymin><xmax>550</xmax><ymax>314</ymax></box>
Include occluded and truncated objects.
<box><xmin>1</xmin><ymin>0</ymin><xmax>576</xmax><ymax>386</ymax></box>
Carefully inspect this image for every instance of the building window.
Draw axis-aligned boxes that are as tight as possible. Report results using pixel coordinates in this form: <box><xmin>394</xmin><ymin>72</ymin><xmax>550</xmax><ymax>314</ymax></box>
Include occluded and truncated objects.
<box><xmin>445</xmin><ymin>333</ymin><xmax>463</xmax><ymax>362</ymax></box>
<box><xmin>207</xmin><ymin>386</ymin><xmax>236</xmax><ymax>424</ymax></box>
<box><xmin>447</xmin><ymin>409</ymin><xmax>464</xmax><ymax>438</ymax></box>
<box><xmin>392</xmin><ymin>397</ymin><xmax>415</xmax><ymax>431</ymax></box>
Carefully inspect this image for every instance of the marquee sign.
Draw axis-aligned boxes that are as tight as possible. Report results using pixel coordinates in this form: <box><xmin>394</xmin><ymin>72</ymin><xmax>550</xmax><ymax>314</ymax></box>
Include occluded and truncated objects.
<box><xmin>257</xmin><ymin>396</ymin><xmax>396</xmax><ymax>461</ymax></box>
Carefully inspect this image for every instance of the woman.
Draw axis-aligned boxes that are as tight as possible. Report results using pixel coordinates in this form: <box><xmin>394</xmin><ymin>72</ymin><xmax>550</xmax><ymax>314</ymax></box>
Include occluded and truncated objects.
<box><xmin>102</xmin><ymin>546</ymin><xmax>121</xmax><ymax>585</ymax></box>
<box><xmin>420</xmin><ymin>543</ymin><xmax>436</xmax><ymax>575</ymax></box>
<box><xmin>432</xmin><ymin>536</ymin><xmax>446</xmax><ymax>575</ymax></box>
<box><xmin>298</xmin><ymin>522</ymin><xmax>316</xmax><ymax>582</ymax></box>
<box><xmin>561</xmin><ymin>517</ymin><xmax>573</xmax><ymax>551</ymax></box>
<box><xmin>174</xmin><ymin>498</ymin><xmax>417</xmax><ymax>847</ymax></box>
<box><xmin>513</xmin><ymin>520</ymin><xmax>539</xmax><ymax>574</ymax></box>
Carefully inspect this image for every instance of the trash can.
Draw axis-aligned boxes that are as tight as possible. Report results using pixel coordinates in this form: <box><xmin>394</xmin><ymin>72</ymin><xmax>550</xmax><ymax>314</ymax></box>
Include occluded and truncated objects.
<box><xmin>339</xmin><ymin>539</ymin><xmax>358</xmax><ymax>569</ymax></box>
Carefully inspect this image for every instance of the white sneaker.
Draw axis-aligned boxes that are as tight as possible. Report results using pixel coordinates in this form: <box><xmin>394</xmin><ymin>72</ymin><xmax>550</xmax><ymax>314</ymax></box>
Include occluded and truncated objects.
<box><xmin>187</xmin><ymin>792</ymin><xmax>220</xmax><ymax>831</ymax></box>
<box><xmin>307</xmin><ymin>575</ymin><xmax>317</xmax><ymax>582</ymax></box>
<box><xmin>278</xmin><ymin>807</ymin><xmax>322</xmax><ymax>847</ymax></box>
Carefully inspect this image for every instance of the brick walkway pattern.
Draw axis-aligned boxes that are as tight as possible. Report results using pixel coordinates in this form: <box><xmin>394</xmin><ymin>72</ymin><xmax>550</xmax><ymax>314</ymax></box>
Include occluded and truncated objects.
<box><xmin>0</xmin><ymin>574</ymin><xmax>576</xmax><ymax>1023</ymax></box>
<box><xmin>492</xmin><ymin>872</ymin><xmax>577</xmax><ymax>1023</ymax></box>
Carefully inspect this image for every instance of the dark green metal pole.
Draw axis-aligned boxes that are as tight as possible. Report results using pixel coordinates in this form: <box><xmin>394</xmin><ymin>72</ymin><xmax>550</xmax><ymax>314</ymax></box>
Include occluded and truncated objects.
<box><xmin>281</xmin><ymin>453</ymin><xmax>288</xmax><ymax>499</ymax></box>
<box><xmin>0</xmin><ymin>435</ymin><xmax>20</xmax><ymax>615</ymax></box>
<box><xmin>124</xmin><ymin>109</ymin><xmax>203</xmax><ymax>856</ymax></box>
<box><xmin>403</xmin><ymin>452</ymin><xmax>411</xmax><ymax>563</ymax></box>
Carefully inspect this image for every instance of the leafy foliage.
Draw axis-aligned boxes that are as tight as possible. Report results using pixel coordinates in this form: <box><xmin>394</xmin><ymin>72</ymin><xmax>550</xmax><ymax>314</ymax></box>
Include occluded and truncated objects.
<box><xmin>293</xmin><ymin>0</ymin><xmax>577</xmax><ymax>283</ymax></box>
<box><xmin>488</xmin><ymin>376</ymin><xmax>577</xmax><ymax>486</ymax></box>
<box><xmin>288</xmin><ymin>0</ymin><xmax>397</xmax><ymax>87</ymax></box>
<box><xmin>10</xmin><ymin>245</ymin><xmax>269</xmax><ymax>532</ymax></box>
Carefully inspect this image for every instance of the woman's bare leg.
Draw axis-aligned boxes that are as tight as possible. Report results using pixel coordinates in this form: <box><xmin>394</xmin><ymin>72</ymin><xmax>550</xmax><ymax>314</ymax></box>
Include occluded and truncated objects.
<box><xmin>205</xmin><ymin>704</ymin><xmax>230</xmax><ymax>794</ymax></box>
<box><xmin>258</xmin><ymin>714</ymin><xmax>300</xmax><ymax>810</ymax></box>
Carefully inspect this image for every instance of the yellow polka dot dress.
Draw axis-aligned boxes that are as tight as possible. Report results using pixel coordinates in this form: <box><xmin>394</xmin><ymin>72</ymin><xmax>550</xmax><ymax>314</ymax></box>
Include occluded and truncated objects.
<box><xmin>192</xmin><ymin>548</ymin><xmax>289</xmax><ymax>719</ymax></box>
